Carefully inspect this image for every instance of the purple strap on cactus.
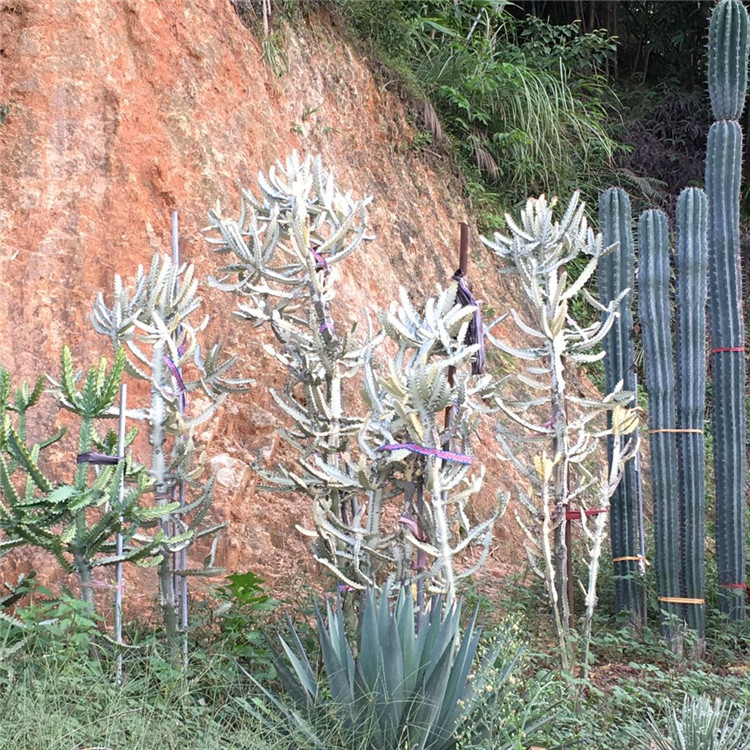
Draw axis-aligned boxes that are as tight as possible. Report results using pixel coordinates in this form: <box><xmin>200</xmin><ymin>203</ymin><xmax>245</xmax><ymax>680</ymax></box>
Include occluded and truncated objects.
<box><xmin>176</xmin><ymin>325</ymin><xmax>186</xmax><ymax>358</ymax></box>
<box><xmin>163</xmin><ymin>355</ymin><xmax>188</xmax><ymax>409</ymax></box>
<box><xmin>309</xmin><ymin>244</ymin><xmax>329</xmax><ymax>272</ymax></box>
<box><xmin>452</xmin><ymin>269</ymin><xmax>485</xmax><ymax>375</ymax></box>
<box><xmin>319</xmin><ymin>321</ymin><xmax>334</xmax><ymax>334</ymax></box>
<box><xmin>379</xmin><ymin>443</ymin><xmax>473</xmax><ymax>465</ymax></box>
<box><xmin>76</xmin><ymin>452</ymin><xmax>122</xmax><ymax>465</ymax></box>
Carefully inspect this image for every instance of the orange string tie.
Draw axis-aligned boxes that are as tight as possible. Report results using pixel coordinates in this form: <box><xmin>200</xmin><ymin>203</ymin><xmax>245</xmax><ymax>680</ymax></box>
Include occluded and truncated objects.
<box><xmin>649</xmin><ymin>428</ymin><xmax>703</xmax><ymax>434</ymax></box>
<box><xmin>612</xmin><ymin>555</ymin><xmax>644</xmax><ymax>563</ymax></box>
<box><xmin>658</xmin><ymin>596</ymin><xmax>704</xmax><ymax>605</ymax></box>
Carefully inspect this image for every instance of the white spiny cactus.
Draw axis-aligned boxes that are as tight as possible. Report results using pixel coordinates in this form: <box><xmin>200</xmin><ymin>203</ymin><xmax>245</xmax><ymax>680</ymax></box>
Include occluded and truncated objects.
<box><xmin>206</xmin><ymin>153</ymin><xmax>497</xmax><ymax>605</ymax></box>
<box><xmin>482</xmin><ymin>192</ymin><xmax>638</xmax><ymax>675</ymax></box>
<box><xmin>92</xmin><ymin>252</ymin><xmax>250</xmax><ymax>647</ymax></box>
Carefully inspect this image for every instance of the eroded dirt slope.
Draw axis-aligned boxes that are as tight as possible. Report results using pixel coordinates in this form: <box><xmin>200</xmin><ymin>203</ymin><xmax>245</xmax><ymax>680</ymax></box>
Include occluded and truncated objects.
<box><xmin>0</xmin><ymin>0</ymin><xmax>530</xmax><ymax>603</ymax></box>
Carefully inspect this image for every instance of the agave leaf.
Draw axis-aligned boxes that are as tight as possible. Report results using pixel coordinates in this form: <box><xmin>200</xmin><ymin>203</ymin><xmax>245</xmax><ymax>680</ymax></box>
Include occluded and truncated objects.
<box><xmin>277</xmin><ymin>631</ymin><xmax>318</xmax><ymax>706</ymax></box>
<box><xmin>396</xmin><ymin>590</ymin><xmax>418</xmax><ymax>698</ymax></box>
<box><xmin>358</xmin><ymin>587</ymin><xmax>381</xmax><ymax>692</ymax></box>
<box><xmin>409</xmin><ymin>640</ymin><xmax>455</xmax><ymax>748</ymax></box>
<box><xmin>434</xmin><ymin>607</ymin><xmax>482</xmax><ymax>738</ymax></box>
<box><xmin>315</xmin><ymin>600</ymin><xmax>355</xmax><ymax>718</ymax></box>
<box><xmin>379</xmin><ymin>603</ymin><xmax>406</xmax><ymax>743</ymax></box>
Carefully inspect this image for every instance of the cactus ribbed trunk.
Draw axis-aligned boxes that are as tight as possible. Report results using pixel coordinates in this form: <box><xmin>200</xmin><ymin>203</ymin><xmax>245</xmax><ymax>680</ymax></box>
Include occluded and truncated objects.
<box><xmin>674</xmin><ymin>187</ymin><xmax>709</xmax><ymax>637</ymax></box>
<box><xmin>598</xmin><ymin>187</ymin><xmax>642</xmax><ymax>625</ymax></box>
<box><xmin>639</xmin><ymin>210</ymin><xmax>682</xmax><ymax>635</ymax></box>
<box><xmin>74</xmin><ymin>552</ymin><xmax>95</xmax><ymax>609</ymax></box>
<box><xmin>706</xmin><ymin>0</ymin><xmax>748</xmax><ymax>620</ymax></box>
<box><xmin>152</xmin><ymin>340</ymin><xmax>179</xmax><ymax>646</ymax></box>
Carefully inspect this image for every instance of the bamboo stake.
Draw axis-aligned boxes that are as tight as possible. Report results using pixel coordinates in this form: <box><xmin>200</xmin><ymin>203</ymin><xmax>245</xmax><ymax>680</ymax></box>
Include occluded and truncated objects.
<box><xmin>443</xmin><ymin>223</ymin><xmax>469</xmax><ymax>432</ymax></box>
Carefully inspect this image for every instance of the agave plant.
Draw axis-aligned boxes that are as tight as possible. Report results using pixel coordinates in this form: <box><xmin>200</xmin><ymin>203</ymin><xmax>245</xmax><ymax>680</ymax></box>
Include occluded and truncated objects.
<box><xmin>625</xmin><ymin>695</ymin><xmax>749</xmax><ymax>750</ymax></box>
<box><xmin>244</xmin><ymin>584</ymin><xmax>543</xmax><ymax>750</ymax></box>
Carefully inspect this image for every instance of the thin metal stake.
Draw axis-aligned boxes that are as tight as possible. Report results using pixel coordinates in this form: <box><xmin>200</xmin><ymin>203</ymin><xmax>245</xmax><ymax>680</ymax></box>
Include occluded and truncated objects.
<box><xmin>115</xmin><ymin>383</ymin><xmax>127</xmax><ymax>684</ymax></box>
<box><xmin>171</xmin><ymin>210</ymin><xmax>189</xmax><ymax>669</ymax></box>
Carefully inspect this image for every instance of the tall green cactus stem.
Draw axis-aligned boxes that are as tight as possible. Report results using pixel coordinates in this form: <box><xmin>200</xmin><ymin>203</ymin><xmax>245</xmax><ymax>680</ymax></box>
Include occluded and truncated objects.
<box><xmin>638</xmin><ymin>210</ymin><xmax>682</xmax><ymax>633</ymax></box>
<box><xmin>706</xmin><ymin>0</ymin><xmax>748</xmax><ymax>620</ymax></box>
<box><xmin>709</xmin><ymin>0</ymin><xmax>750</xmax><ymax>120</ymax></box>
<box><xmin>598</xmin><ymin>187</ymin><xmax>642</xmax><ymax>624</ymax></box>
<box><xmin>674</xmin><ymin>188</ymin><xmax>709</xmax><ymax>637</ymax></box>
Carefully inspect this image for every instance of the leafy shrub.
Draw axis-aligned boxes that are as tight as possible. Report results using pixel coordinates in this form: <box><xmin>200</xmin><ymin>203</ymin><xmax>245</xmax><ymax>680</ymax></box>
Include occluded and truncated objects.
<box><xmin>615</xmin><ymin>81</ymin><xmax>712</xmax><ymax>211</ymax></box>
<box><xmin>336</xmin><ymin>0</ymin><xmax>621</xmax><ymax>203</ymax></box>
<box><xmin>213</xmin><ymin>570</ymin><xmax>278</xmax><ymax>680</ymax></box>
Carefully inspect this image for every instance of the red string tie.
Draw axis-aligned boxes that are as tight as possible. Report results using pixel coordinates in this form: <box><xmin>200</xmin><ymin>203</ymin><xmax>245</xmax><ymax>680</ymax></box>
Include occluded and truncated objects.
<box><xmin>566</xmin><ymin>508</ymin><xmax>607</xmax><ymax>521</ymax></box>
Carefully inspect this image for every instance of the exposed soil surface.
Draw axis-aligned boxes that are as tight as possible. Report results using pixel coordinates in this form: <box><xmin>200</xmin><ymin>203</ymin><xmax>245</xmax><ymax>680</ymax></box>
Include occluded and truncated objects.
<box><xmin>0</xmin><ymin>0</ymin><xmax>575</xmax><ymax>609</ymax></box>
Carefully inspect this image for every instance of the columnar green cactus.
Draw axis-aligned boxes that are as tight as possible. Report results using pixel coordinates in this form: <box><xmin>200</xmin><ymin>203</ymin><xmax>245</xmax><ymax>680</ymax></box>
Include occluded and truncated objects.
<box><xmin>674</xmin><ymin>187</ymin><xmax>709</xmax><ymax>637</ymax></box>
<box><xmin>708</xmin><ymin>0</ymin><xmax>749</xmax><ymax>120</ymax></box>
<box><xmin>706</xmin><ymin>0</ymin><xmax>748</xmax><ymax>620</ymax></box>
<box><xmin>598</xmin><ymin>187</ymin><xmax>642</xmax><ymax>624</ymax></box>
<box><xmin>638</xmin><ymin>210</ymin><xmax>682</xmax><ymax>631</ymax></box>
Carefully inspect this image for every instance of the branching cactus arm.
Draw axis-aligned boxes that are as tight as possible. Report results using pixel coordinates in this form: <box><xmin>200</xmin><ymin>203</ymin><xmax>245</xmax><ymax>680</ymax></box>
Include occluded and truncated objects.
<box><xmin>0</xmin><ymin>350</ymin><xmax>164</xmax><ymax>611</ymax></box>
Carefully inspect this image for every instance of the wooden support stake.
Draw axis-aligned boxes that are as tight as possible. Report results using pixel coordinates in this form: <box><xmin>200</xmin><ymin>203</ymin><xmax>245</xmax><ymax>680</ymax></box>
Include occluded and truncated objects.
<box><xmin>444</xmin><ymin>223</ymin><xmax>469</xmax><ymax>437</ymax></box>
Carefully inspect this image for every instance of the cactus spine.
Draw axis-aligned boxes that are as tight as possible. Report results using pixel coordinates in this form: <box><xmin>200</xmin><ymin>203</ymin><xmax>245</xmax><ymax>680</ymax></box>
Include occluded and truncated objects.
<box><xmin>675</xmin><ymin>188</ymin><xmax>709</xmax><ymax>637</ymax></box>
<box><xmin>598</xmin><ymin>188</ymin><xmax>643</xmax><ymax>624</ymax></box>
<box><xmin>706</xmin><ymin>0</ymin><xmax>748</xmax><ymax>619</ymax></box>
<box><xmin>638</xmin><ymin>210</ymin><xmax>682</xmax><ymax>631</ymax></box>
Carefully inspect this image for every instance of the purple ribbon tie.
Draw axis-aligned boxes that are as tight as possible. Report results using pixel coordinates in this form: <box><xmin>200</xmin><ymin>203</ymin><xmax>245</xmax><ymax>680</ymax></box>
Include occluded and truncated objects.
<box><xmin>309</xmin><ymin>245</ymin><xmax>329</xmax><ymax>272</ymax></box>
<box><xmin>164</xmin><ymin>355</ymin><xmax>188</xmax><ymax>409</ymax></box>
<box><xmin>76</xmin><ymin>452</ymin><xmax>122</xmax><ymax>465</ymax></box>
<box><xmin>453</xmin><ymin>269</ymin><xmax>485</xmax><ymax>375</ymax></box>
